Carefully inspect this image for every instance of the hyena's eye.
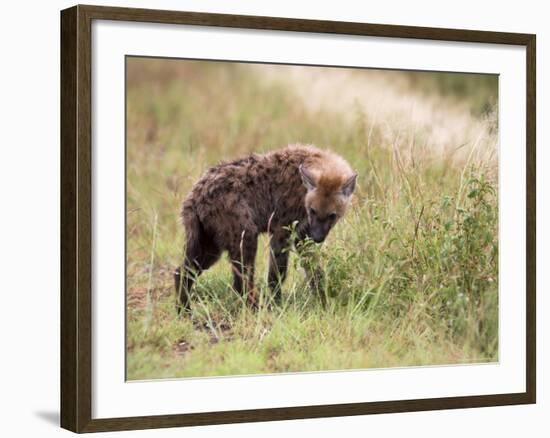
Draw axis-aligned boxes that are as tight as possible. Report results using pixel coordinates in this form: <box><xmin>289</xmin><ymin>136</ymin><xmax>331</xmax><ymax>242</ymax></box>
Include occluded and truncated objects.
<box><xmin>309</xmin><ymin>208</ymin><xmax>317</xmax><ymax>216</ymax></box>
<box><xmin>328</xmin><ymin>212</ymin><xmax>338</xmax><ymax>222</ymax></box>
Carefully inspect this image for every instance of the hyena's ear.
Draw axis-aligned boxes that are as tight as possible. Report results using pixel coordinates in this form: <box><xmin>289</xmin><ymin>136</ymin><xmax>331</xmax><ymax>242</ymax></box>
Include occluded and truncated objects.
<box><xmin>299</xmin><ymin>164</ymin><xmax>316</xmax><ymax>191</ymax></box>
<box><xmin>341</xmin><ymin>173</ymin><xmax>357</xmax><ymax>197</ymax></box>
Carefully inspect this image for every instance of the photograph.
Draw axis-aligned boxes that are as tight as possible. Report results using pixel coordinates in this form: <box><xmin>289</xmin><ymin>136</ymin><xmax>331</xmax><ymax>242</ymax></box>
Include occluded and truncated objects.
<box><xmin>125</xmin><ymin>57</ymin><xmax>499</xmax><ymax>380</ymax></box>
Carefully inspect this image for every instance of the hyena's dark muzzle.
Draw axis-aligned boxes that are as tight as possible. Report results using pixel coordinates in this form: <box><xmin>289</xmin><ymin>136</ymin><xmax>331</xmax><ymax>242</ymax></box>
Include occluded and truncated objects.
<box><xmin>307</xmin><ymin>218</ymin><xmax>334</xmax><ymax>243</ymax></box>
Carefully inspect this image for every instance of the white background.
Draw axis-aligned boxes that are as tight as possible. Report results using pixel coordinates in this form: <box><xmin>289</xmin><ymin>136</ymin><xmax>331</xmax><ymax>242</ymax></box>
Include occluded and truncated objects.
<box><xmin>0</xmin><ymin>0</ymin><xmax>546</xmax><ymax>437</ymax></box>
<box><xmin>93</xmin><ymin>20</ymin><xmax>526</xmax><ymax>418</ymax></box>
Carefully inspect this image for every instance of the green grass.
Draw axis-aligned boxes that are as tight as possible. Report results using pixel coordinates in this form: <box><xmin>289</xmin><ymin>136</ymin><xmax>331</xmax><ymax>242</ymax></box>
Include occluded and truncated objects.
<box><xmin>126</xmin><ymin>58</ymin><xmax>498</xmax><ymax>380</ymax></box>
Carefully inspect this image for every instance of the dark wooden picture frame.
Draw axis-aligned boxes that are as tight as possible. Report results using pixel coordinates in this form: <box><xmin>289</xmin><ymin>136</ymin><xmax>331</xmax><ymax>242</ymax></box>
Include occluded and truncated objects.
<box><xmin>61</xmin><ymin>4</ymin><xmax>536</xmax><ymax>433</ymax></box>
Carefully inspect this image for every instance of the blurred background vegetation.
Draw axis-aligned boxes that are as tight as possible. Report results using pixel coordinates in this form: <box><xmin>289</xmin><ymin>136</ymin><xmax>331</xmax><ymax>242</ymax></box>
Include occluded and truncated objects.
<box><xmin>402</xmin><ymin>70</ymin><xmax>498</xmax><ymax>116</ymax></box>
<box><xmin>126</xmin><ymin>57</ymin><xmax>498</xmax><ymax>380</ymax></box>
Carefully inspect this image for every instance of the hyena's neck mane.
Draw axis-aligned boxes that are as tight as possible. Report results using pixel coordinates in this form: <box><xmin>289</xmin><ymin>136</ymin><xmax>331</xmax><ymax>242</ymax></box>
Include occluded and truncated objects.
<box><xmin>284</xmin><ymin>144</ymin><xmax>355</xmax><ymax>194</ymax></box>
<box><xmin>260</xmin><ymin>144</ymin><xmax>353</xmax><ymax>228</ymax></box>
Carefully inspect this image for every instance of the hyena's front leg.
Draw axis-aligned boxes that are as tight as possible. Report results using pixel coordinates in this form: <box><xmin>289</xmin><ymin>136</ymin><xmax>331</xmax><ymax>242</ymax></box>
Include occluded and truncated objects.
<box><xmin>229</xmin><ymin>231</ymin><xmax>259</xmax><ymax>309</ymax></box>
<box><xmin>307</xmin><ymin>263</ymin><xmax>326</xmax><ymax>308</ymax></box>
<box><xmin>268</xmin><ymin>230</ymin><xmax>290</xmax><ymax>305</ymax></box>
<box><xmin>295</xmin><ymin>236</ymin><xmax>327</xmax><ymax>308</ymax></box>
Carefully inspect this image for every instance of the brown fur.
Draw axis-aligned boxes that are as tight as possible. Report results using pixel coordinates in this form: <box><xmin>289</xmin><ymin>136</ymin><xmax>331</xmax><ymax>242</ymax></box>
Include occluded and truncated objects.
<box><xmin>174</xmin><ymin>144</ymin><xmax>357</xmax><ymax>313</ymax></box>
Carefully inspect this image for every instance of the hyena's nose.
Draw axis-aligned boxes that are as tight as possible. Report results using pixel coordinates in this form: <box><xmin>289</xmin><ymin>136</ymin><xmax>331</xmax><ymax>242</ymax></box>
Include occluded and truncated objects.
<box><xmin>312</xmin><ymin>234</ymin><xmax>326</xmax><ymax>243</ymax></box>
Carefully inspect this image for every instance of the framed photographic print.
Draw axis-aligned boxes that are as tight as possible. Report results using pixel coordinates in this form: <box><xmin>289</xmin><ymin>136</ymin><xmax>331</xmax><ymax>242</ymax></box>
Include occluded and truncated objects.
<box><xmin>60</xmin><ymin>4</ymin><xmax>536</xmax><ymax>433</ymax></box>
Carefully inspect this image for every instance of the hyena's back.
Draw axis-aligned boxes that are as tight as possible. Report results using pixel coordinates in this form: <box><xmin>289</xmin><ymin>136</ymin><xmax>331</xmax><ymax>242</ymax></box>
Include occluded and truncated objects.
<box><xmin>182</xmin><ymin>146</ymin><xmax>315</xmax><ymax>251</ymax></box>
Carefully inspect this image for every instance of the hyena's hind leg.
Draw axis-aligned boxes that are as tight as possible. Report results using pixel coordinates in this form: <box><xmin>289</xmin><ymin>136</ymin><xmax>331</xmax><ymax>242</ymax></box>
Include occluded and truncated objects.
<box><xmin>175</xmin><ymin>213</ymin><xmax>221</xmax><ymax>315</ymax></box>
<box><xmin>175</xmin><ymin>240</ymin><xmax>221</xmax><ymax>315</ymax></box>
<box><xmin>268</xmin><ymin>229</ymin><xmax>291</xmax><ymax>305</ymax></box>
<box><xmin>228</xmin><ymin>230</ymin><xmax>258</xmax><ymax>309</ymax></box>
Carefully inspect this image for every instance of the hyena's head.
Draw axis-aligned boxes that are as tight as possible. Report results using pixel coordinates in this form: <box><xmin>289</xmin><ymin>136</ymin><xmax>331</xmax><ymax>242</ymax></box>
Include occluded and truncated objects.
<box><xmin>299</xmin><ymin>162</ymin><xmax>357</xmax><ymax>243</ymax></box>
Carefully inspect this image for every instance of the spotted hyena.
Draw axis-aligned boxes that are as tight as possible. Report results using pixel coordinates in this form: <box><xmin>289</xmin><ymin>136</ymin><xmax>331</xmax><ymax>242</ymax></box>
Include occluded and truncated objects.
<box><xmin>174</xmin><ymin>144</ymin><xmax>357</xmax><ymax>314</ymax></box>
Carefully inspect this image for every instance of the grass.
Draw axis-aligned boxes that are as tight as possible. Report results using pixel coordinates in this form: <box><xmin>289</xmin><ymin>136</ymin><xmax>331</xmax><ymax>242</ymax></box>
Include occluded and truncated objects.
<box><xmin>126</xmin><ymin>58</ymin><xmax>499</xmax><ymax>380</ymax></box>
